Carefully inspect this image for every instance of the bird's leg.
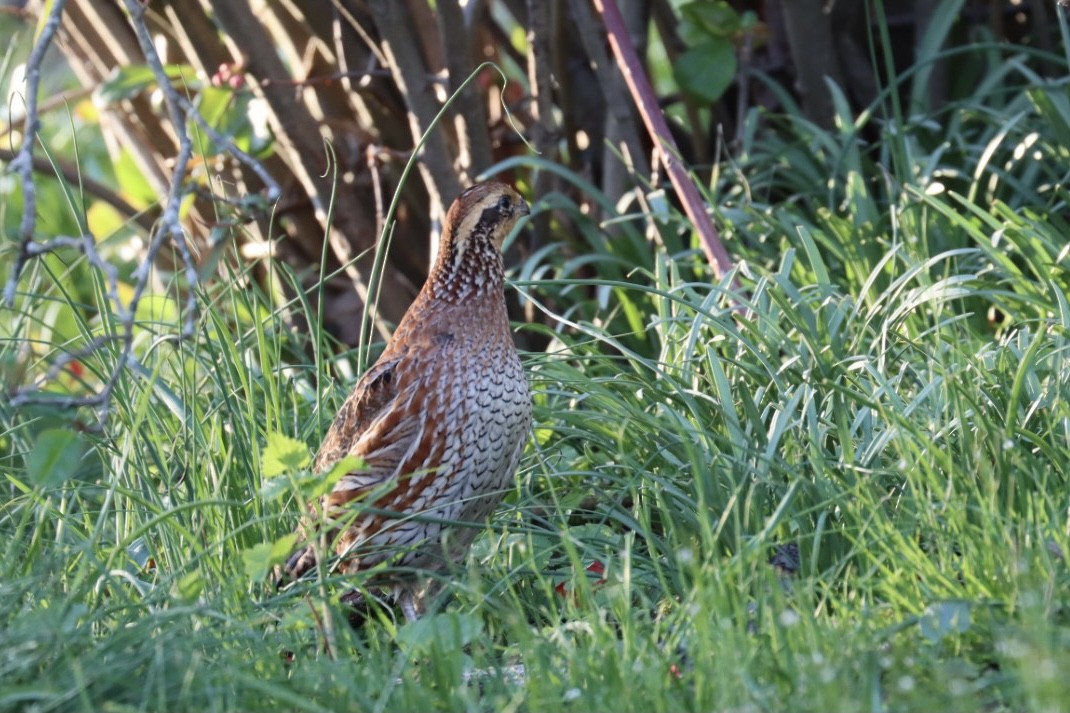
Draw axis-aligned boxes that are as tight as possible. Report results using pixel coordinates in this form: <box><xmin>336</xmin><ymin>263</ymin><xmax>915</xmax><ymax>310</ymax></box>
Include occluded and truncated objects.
<box><xmin>398</xmin><ymin>588</ymin><xmax>422</xmax><ymax>623</ymax></box>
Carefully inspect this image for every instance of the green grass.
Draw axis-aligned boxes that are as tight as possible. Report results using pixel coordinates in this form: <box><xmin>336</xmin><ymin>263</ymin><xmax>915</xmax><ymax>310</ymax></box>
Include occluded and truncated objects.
<box><xmin>4</xmin><ymin>29</ymin><xmax>1070</xmax><ymax>713</ymax></box>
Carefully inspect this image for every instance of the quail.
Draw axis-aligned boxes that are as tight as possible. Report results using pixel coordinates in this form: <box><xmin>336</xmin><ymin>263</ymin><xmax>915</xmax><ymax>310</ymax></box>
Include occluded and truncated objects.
<box><xmin>282</xmin><ymin>181</ymin><xmax>532</xmax><ymax>622</ymax></box>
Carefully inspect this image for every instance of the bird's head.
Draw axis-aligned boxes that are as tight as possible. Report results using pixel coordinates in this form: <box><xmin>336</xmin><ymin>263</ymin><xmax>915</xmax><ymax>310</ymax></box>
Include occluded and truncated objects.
<box><xmin>429</xmin><ymin>181</ymin><xmax>530</xmax><ymax>299</ymax></box>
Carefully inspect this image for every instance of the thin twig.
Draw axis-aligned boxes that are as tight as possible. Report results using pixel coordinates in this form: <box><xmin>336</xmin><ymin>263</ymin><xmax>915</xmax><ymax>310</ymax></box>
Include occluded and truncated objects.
<box><xmin>326</xmin><ymin>0</ymin><xmax>390</xmax><ymax>68</ymax></box>
<box><xmin>123</xmin><ymin>0</ymin><xmax>199</xmax><ymax>338</ymax></box>
<box><xmin>591</xmin><ymin>0</ymin><xmax>735</xmax><ymax>281</ymax></box>
<box><xmin>2</xmin><ymin>0</ymin><xmax>69</xmax><ymax>308</ymax></box>
<box><xmin>173</xmin><ymin>94</ymin><xmax>282</xmax><ymax>203</ymax></box>
<box><xmin>259</xmin><ymin>68</ymin><xmax>392</xmax><ymax>88</ymax></box>
<box><xmin>366</xmin><ymin>145</ymin><xmax>387</xmax><ymax>240</ymax></box>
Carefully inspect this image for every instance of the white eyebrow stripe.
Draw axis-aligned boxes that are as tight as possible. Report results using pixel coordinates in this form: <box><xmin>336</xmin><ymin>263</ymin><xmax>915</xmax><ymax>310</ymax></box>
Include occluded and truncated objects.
<box><xmin>450</xmin><ymin>194</ymin><xmax>498</xmax><ymax>269</ymax></box>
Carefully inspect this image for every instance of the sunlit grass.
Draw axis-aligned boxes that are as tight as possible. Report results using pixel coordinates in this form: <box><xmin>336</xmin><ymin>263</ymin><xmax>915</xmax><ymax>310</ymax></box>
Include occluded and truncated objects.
<box><xmin>3</xmin><ymin>24</ymin><xmax>1070</xmax><ymax>713</ymax></box>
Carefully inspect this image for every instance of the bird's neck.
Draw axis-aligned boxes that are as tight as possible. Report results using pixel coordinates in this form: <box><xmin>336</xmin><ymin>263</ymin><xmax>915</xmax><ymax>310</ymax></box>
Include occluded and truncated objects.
<box><xmin>389</xmin><ymin>262</ymin><xmax>510</xmax><ymax>350</ymax></box>
<box><xmin>425</xmin><ymin>243</ymin><xmax>505</xmax><ymax>303</ymax></box>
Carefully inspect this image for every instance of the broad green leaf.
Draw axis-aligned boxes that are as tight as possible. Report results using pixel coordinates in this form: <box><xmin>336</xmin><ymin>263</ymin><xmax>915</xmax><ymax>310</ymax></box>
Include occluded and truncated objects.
<box><xmin>41</xmin><ymin>300</ymin><xmax>81</xmax><ymax>346</ymax></box>
<box><xmin>919</xmin><ymin>601</ymin><xmax>972</xmax><ymax>644</ymax></box>
<box><xmin>194</xmin><ymin>86</ymin><xmax>257</xmax><ymax>155</ymax></box>
<box><xmin>259</xmin><ymin>475</ymin><xmax>291</xmax><ymax>501</ymax></box>
<box><xmin>241</xmin><ymin>543</ymin><xmax>274</xmax><ymax>581</ymax></box>
<box><xmin>96</xmin><ymin>64</ymin><xmax>197</xmax><ymax>105</ymax></box>
<box><xmin>113</xmin><ymin>149</ymin><xmax>157</xmax><ymax>209</ymax></box>
<box><xmin>679</xmin><ymin>0</ymin><xmax>741</xmax><ymax>44</ymax></box>
<box><xmin>176</xmin><ymin>571</ymin><xmax>205</xmax><ymax>602</ymax></box>
<box><xmin>134</xmin><ymin>294</ymin><xmax>181</xmax><ymax>327</ymax></box>
<box><xmin>306</xmin><ymin>455</ymin><xmax>363</xmax><ymax>498</ymax></box>
<box><xmin>86</xmin><ymin>201</ymin><xmax>126</xmax><ymax>241</ymax></box>
<box><xmin>271</xmin><ymin>533</ymin><xmax>299</xmax><ymax>562</ymax></box>
<box><xmin>27</xmin><ymin>429</ymin><xmax>86</xmax><ymax>487</ymax></box>
<box><xmin>96</xmin><ymin>65</ymin><xmax>158</xmax><ymax>105</ymax></box>
<box><xmin>261</xmin><ymin>432</ymin><xmax>311</xmax><ymax>477</ymax></box>
<box><xmin>260</xmin><ymin>444</ymin><xmax>358</xmax><ymax>499</ymax></box>
<box><xmin>674</xmin><ymin>40</ymin><xmax>737</xmax><ymax>104</ymax></box>
<box><xmin>242</xmin><ymin>533</ymin><xmax>298</xmax><ymax>581</ymax></box>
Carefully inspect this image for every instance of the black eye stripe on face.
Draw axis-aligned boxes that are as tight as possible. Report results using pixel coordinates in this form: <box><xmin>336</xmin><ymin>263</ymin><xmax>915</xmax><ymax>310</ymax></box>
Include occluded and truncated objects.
<box><xmin>476</xmin><ymin>202</ymin><xmax>503</xmax><ymax>232</ymax></box>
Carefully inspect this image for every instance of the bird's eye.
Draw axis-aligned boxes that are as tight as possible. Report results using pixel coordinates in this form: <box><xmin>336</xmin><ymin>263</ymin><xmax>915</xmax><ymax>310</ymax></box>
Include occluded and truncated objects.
<box><xmin>496</xmin><ymin>195</ymin><xmax>512</xmax><ymax>212</ymax></box>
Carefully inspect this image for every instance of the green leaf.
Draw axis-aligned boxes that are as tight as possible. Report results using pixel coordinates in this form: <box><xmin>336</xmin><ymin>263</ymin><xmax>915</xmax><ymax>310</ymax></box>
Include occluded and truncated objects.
<box><xmin>134</xmin><ymin>294</ymin><xmax>182</xmax><ymax>327</ymax></box>
<box><xmin>242</xmin><ymin>533</ymin><xmax>298</xmax><ymax>581</ymax></box>
<box><xmin>307</xmin><ymin>455</ymin><xmax>363</xmax><ymax>498</ymax></box>
<box><xmin>96</xmin><ymin>65</ymin><xmax>157</xmax><ymax>104</ymax></box>
<box><xmin>176</xmin><ymin>571</ymin><xmax>205</xmax><ymax>602</ymax></box>
<box><xmin>261</xmin><ymin>452</ymin><xmax>360</xmax><ymax>500</ymax></box>
<box><xmin>95</xmin><ymin>64</ymin><xmax>198</xmax><ymax>105</ymax></box>
<box><xmin>27</xmin><ymin>429</ymin><xmax>86</xmax><ymax>487</ymax></box>
<box><xmin>679</xmin><ymin>0</ymin><xmax>741</xmax><ymax>44</ymax></box>
<box><xmin>919</xmin><ymin>601</ymin><xmax>972</xmax><ymax>644</ymax></box>
<box><xmin>259</xmin><ymin>475</ymin><xmax>291</xmax><ymax>501</ymax></box>
<box><xmin>1029</xmin><ymin>88</ymin><xmax>1070</xmax><ymax>153</ymax></box>
<box><xmin>271</xmin><ymin>533</ymin><xmax>299</xmax><ymax>562</ymax></box>
<box><xmin>674</xmin><ymin>40</ymin><xmax>737</xmax><ymax>103</ymax></box>
<box><xmin>241</xmin><ymin>543</ymin><xmax>274</xmax><ymax>581</ymax></box>
<box><xmin>113</xmin><ymin>149</ymin><xmax>157</xmax><ymax>209</ymax></box>
<box><xmin>909</xmin><ymin>0</ymin><xmax>966</xmax><ymax>111</ymax></box>
<box><xmin>261</xmin><ymin>432</ymin><xmax>311</xmax><ymax>477</ymax></box>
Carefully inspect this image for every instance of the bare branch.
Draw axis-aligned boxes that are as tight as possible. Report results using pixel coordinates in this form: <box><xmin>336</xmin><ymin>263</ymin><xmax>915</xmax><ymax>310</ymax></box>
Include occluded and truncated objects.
<box><xmin>174</xmin><ymin>94</ymin><xmax>282</xmax><ymax>203</ymax></box>
<box><xmin>525</xmin><ymin>0</ymin><xmax>560</xmax><ymax>245</ymax></box>
<box><xmin>367</xmin><ymin>0</ymin><xmax>463</xmax><ymax>225</ymax></box>
<box><xmin>22</xmin><ymin>235</ymin><xmax>83</xmax><ymax>257</ymax></box>
<box><xmin>327</xmin><ymin>0</ymin><xmax>389</xmax><ymax>67</ymax></box>
<box><xmin>568</xmin><ymin>0</ymin><xmax>649</xmax><ymax>194</ymax></box>
<box><xmin>525</xmin><ymin>0</ymin><xmax>556</xmax><ymax>154</ymax></box>
<box><xmin>122</xmin><ymin>0</ymin><xmax>199</xmax><ymax>338</ymax></box>
<box><xmin>7</xmin><ymin>0</ymin><xmax>231</xmax><ymax>421</ymax></box>
<box><xmin>438</xmin><ymin>0</ymin><xmax>493</xmax><ymax>177</ymax></box>
<box><xmin>9</xmin><ymin>231</ymin><xmax>125</xmax><ymax>414</ymax></box>
<box><xmin>2</xmin><ymin>0</ymin><xmax>70</xmax><ymax>308</ymax></box>
<box><xmin>211</xmin><ymin>0</ymin><xmax>396</xmax><ymax>341</ymax></box>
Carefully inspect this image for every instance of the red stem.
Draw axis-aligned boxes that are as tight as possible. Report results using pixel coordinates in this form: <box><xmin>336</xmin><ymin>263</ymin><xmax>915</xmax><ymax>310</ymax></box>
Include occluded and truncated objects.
<box><xmin>592</xmin><ymin>0</ymin><xmax>735</xmax><ymax>280</ymax></box>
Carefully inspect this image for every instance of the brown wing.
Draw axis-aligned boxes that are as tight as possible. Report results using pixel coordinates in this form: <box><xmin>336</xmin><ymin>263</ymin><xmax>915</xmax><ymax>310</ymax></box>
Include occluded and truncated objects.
<box><xmin>283</xmin><ymin>352</ymin><xmax>412</xmax><ymax>581</ymax></box>
<box><xmin>313</xmin><ymin>354</ymin><xmax>403</xmax><ymax>472</ymax></box>
<box><xmin>321</xmin><ymin>348</ymin><xmax>432</xmax><ymax>510</ymax></box>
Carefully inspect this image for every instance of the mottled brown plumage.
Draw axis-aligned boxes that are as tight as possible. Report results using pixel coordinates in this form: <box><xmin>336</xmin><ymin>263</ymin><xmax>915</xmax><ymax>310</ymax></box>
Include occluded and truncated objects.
<box><xmin>282</xmin><ymin>181</ymin><xmax>532</xmax><ymax>621</ymax></box>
